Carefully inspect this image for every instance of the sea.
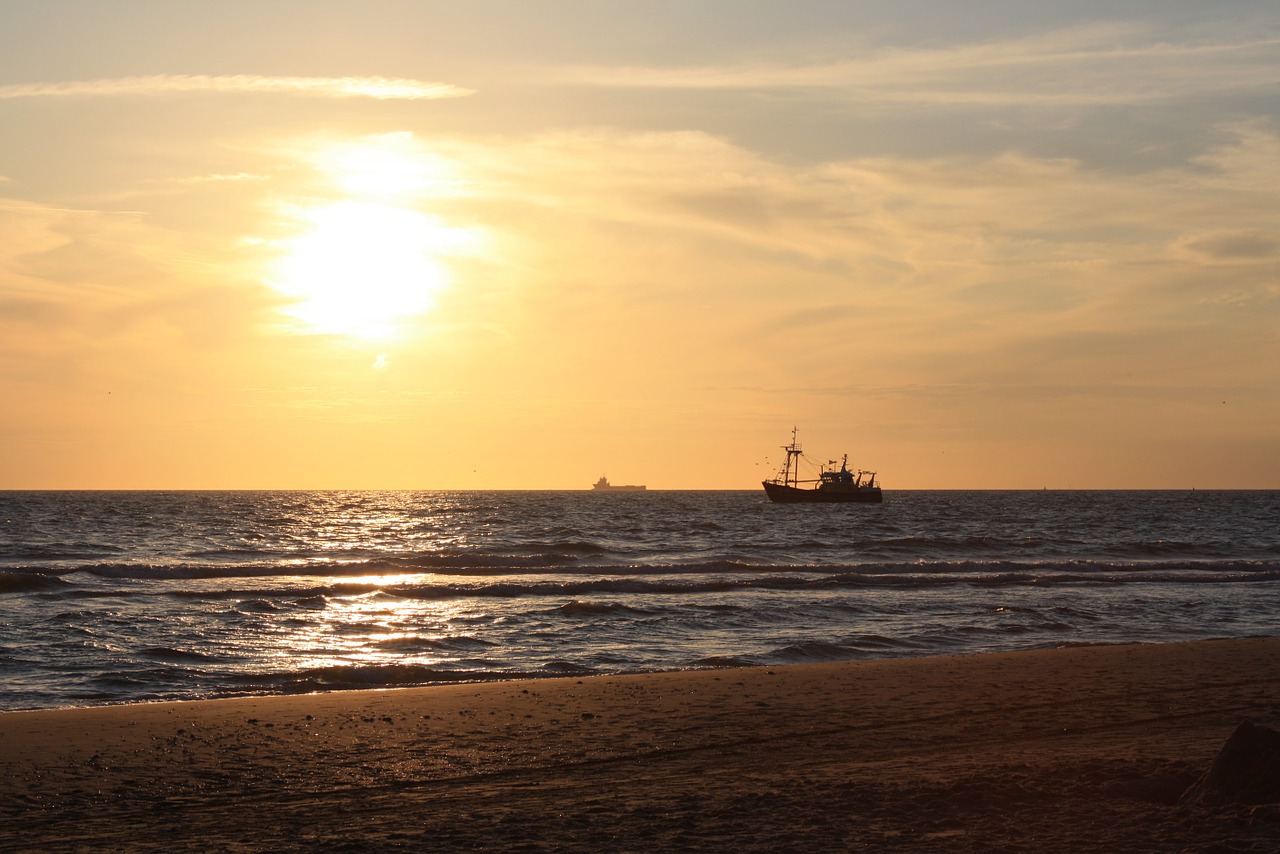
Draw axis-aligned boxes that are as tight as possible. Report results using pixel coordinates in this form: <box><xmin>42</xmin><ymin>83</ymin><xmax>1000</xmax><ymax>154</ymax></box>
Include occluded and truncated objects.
<box><xmin>2</xmin><ymin>490</ymin><xmax>1278</xmax><ymax>711</ymax></box>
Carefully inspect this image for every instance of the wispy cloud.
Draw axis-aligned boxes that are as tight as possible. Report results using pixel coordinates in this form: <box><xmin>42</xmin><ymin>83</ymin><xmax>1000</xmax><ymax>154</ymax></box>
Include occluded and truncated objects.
<box><xmin>546</xmin><ymin>25</ymin><xmax>1280</xmax><ymax>105</ymax></box>
<box><xmin>429</xmin><ymin>121</ymin><xmax>1280</xmax><ymax>407</ymax></box>
<box><xmin>0</xmin><ymin>74</ymin><xmax>473</xmax><ymax>101</ymax></box>
<box><xmin>163</xmin><ymin>172</ymin><xmax>270</xmax><ymax>185</ymax></box>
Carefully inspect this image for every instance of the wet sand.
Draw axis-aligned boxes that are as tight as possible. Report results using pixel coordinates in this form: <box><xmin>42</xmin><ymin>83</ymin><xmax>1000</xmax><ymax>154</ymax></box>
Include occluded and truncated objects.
<box><xmin>3</xmin><ymin>637</ymin><xmax>1280</xmax><ymax>852</ymax></box>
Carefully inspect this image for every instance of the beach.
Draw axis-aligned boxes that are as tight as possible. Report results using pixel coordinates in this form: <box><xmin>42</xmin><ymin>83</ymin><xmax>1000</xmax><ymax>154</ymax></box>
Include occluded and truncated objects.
<box><xmin>3</xmin><ymin>637</ymin><xmax>1279</xmax><ymax>852</ymax></box>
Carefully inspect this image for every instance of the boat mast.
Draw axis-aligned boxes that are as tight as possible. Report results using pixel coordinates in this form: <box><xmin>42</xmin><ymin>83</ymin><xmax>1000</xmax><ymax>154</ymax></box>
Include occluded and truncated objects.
<box><xmin>783</xmin><ymin>426</ymin><xmax>803</xmax><ymax>488</ymax></box>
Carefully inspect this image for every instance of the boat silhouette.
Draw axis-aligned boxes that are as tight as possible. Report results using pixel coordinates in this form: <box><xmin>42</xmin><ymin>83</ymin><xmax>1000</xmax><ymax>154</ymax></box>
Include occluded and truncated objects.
<box><xmin>762</xmin><ymin>428</ymin><xmax>882</xmax><ymax>503</ymax></box>
<box><xmin>592</xmin><ymin>476</ymin><xmax>646</xmax><ymax>492</ymax></box>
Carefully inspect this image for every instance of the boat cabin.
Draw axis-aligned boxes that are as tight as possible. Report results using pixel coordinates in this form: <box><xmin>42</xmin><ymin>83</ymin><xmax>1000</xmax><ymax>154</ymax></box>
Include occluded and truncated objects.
<box><xmin>817</xmin><ymin>456</ymin><xmax>877</xmax><ymax>493</ymax></box>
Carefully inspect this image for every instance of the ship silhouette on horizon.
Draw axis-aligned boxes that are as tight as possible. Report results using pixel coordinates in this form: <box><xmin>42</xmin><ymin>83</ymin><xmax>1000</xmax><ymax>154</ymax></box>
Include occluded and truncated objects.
<box><xmin>592</xmin><ymin>476</ymin><xmax>646</xmax><ymax>492</ymax></box>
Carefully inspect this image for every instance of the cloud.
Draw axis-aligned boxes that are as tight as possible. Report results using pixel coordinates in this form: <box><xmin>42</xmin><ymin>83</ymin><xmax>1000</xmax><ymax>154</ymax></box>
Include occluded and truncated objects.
<box><xmin>0</xmin><ymin>75</ymin><xmax>473</xmax><ymax>101</ymax></box>
<box><xmin>1179</xmin><ymin>230</ymin><xmax>1280</xmax><ymax>263</ymax></box>
<box><xmin>426</xmin><ymin>119</ymin><xmax>1280</xmax><ymax>410</ymax></box>
<box><xmin>0</xmin><ymin>197</ymin><xmax>266</xmax><ymax>352</ymax></box>
<box><xmin>544</xmin><ymin>25</ymin><xmax>1280</xmax><ymax>106</ymax></box>
<box><xmin>164</xmin><ymin>173</ymin><xmax>270</xmax><ymax>185</ymax></box>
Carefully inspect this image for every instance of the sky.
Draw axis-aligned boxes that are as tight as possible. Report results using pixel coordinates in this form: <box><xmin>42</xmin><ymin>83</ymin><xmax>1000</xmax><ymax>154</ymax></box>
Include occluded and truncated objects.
<box><xmin>1</xmin><ymin>0</ymin><xmax>1277</xmax><ymax>489</ymax></box>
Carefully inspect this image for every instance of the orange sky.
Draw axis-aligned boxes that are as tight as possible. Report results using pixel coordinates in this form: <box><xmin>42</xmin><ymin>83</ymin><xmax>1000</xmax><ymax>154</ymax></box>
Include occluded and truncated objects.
<box><xmin>1</xmin><ymin>2</ymin><xmax>1278</xmax><ymax>488</ymax></box>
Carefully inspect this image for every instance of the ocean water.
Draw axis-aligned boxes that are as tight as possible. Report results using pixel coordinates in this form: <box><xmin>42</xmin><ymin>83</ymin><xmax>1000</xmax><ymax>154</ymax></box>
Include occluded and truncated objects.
<box><xmin>1</xmin><ymin>490</ymin><xmax>1277</xmax><ymax>711</ymax></box>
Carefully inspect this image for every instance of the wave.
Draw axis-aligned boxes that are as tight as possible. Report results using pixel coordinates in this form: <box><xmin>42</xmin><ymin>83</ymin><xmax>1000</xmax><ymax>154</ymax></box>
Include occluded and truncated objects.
<box><xmin>0</xmin><ymin>571</ymin><xmax>71</xmax><ymax>594</ymax></box>
<box><xmin>372</xmin><ymin>634</ymin><xmax>496</xmax><ymax>653</ymax></box>
<box><xmin>211</xmin><ymin>659</ymin><xmax>607</xmax><ymax>699</ymax></box>
<box><xmin>14</xmin><ymin>559</ymin><xmax>1280</xmax><ymax>606</ymax></box>
<box><xmin>61</xmin><ymin>555</ymin><xmax>772</xmax><ymax>580</ymax></box>
<box><xmin>691</xmin><ymin>655</ymin><xmax>755</xmax><ymax>667</ymax></box>
<box><xmin>235</xmin><ymin>598</ymin><xmax>283</xmax><ymax>613</ymax></box>
<box><xmin>541</xmin><ymin>660</ymin><xmax>596</xmax><ymax>673</ymax></box>
<box><xmin>88</xmin><ymin>667</ymin><xmax>198</xmax><ymax>688</ymax></box>
<box><xmin>848</xmin><ymin>633</ymin><xmax>922</xmax><ymax>650</ymax></box>
<box><xmin>551</xmin><ymin>600</ymin><xmax>653</xmax><ymax>616</ymax></box>
<box><xmin>233</xmin><ymin>663</ymin><xmax>551</xmax><ymax>694</ymax></box>
<box><xmin>1</xmin><ymin>542</ymin><xmax>127</xmax><ymax>560</ymax></box>
<box><xmin>766</xmin><ymin>641</ymin><xmax>856</xmax><ymax>663</ymax></box>
<box><xmin>139</xmin><ymin>646</ymin><xmax>222</xmax><ymax>663</ymax></box>
<box><xmin>179</xmin><ymin>541</ymin><xmax>611</xmax><ymax>564</ymax></box>
<box><xmin>35</xmin><ymin>554</ymin><xmax>1279</xmax><ymax>582</ymax></box>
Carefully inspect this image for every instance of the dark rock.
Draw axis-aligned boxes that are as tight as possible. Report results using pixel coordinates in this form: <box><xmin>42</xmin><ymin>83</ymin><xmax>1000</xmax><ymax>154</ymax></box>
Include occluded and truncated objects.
<box><xmin>1180</xmin><ymin>721</ymin><xmax>1280</xmax><ymax>806</ymax></box>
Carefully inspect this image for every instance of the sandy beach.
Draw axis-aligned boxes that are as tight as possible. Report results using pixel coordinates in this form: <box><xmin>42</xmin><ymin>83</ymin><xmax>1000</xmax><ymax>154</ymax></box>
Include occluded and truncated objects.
<box><xmin>3</xmin><ymin>637</ymin><xmax>1279</xmax><ymax>852</ymax></box>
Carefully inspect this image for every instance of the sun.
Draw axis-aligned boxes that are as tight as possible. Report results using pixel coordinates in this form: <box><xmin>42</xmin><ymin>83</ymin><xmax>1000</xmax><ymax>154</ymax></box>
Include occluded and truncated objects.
<box><xmin>265</xmin><ymin>136</ymin><xmax>479</xmax><ymax>340</ymax></box>
<box><xmin>270</xmin><ymin>200</ymin><xmax>461</xmax><ymax>339</ymax></box>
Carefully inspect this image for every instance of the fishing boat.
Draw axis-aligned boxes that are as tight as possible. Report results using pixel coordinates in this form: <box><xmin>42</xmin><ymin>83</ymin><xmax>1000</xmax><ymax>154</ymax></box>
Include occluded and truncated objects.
<box><xmin>762</xmin><ymin>428</ymin><xmax>882</xmax><ymax>503</ymax></box>
<box><xmin>592</xmin><ymin>476</ymin><xmax>646</xmax><ymax>492</ymax></box>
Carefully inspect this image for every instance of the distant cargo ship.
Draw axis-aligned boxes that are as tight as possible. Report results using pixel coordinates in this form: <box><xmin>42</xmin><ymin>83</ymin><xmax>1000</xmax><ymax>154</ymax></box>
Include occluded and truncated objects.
<box><xmin>762</xmin><ymin>427</ymin><xmax>882</xmax><ymax>503</ymax></box>
<box><xmin>592</xmin><ymin>476</ymin><xmax>646</xmax><ymax>492</ymax></box>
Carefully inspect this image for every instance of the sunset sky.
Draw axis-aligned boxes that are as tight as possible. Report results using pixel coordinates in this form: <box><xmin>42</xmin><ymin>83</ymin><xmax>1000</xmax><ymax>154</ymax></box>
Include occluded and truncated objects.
<box><xmin>2</xmin><ymin>1</ymin><xmax>1277</xmax><ymax>489</ymax></box>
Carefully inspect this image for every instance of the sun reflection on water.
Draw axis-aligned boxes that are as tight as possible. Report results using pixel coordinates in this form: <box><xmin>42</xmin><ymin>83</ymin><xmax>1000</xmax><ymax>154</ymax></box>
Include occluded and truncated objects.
<box><xmin>278</xmin><ymin>581</ymin><xmax>480</xmax><ymax>673</ymax></box>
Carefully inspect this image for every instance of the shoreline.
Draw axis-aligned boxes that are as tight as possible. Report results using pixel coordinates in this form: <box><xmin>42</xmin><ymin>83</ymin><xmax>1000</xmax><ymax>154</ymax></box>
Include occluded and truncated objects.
<box><xmin>0</xmin><ymin>635</ymin><xmax>1269</xmax><ymax>716</ymax></box>
<box><xmin>4</xmin><ymin>637</ymin><xmax>1280</xmax><ymax>851</ymax></box>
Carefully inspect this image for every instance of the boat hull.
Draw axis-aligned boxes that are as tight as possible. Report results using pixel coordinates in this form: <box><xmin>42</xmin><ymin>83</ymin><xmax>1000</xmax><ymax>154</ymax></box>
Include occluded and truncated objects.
<box><xmin>762</xmin><ymin>481</ymin><xmax>883</xmax><ymax>504</ymax></box>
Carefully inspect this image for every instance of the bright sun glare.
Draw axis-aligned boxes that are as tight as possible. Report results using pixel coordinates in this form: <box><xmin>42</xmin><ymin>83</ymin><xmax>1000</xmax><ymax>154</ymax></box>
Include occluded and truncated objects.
<box><xmin>267</xmin><ymin>135</ymin><xmax>477</xmax><ymax>340</ymax></box>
